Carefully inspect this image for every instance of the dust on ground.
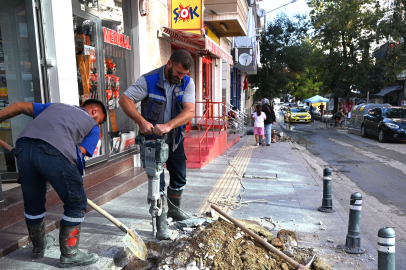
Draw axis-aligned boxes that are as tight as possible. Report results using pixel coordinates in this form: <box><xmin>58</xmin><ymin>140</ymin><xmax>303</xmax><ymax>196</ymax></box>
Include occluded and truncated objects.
<box><xmin>124</xmin><ymin>218</ymin><xmax>331</xmax><ymax>270</ymax></box>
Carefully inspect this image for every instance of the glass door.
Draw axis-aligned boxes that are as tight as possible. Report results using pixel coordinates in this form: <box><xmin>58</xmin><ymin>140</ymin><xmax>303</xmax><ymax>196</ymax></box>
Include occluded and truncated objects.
<box><xmin>0</xmin><ymin>0</ymin><xmax>43</xmax><ymax>180</ymax></box>
<box><xmin>72</xmin><ymin>7</ymin><xmax>108</xmax><ymax>164</ymax></box>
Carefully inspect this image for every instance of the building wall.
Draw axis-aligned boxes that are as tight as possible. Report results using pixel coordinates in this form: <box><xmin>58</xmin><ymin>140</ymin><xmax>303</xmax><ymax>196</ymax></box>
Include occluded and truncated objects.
<box><xmin>144</xmin><ymin>0</ymin><xmax>172</xmax><ymax>71</ymax></box>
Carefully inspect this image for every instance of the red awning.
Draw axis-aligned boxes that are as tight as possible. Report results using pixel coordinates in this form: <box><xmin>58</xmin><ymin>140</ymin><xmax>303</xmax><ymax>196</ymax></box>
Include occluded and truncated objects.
<box><xmin>162</xmin><ymin>27</ymin><xmax>233</xmax><ymax>65</ymax></box>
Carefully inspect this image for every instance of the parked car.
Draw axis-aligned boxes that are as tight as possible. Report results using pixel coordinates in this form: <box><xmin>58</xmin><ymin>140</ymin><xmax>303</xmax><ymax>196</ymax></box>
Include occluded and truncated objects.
<box><xmin>361</xmin><ymin>107</ymin><xmax>406</xmax><ymax>142</ymax></box>
<box><xmin>284</xmin><ymin>107</ymin><xmax>311</xmax><ymax>123</ymax></box>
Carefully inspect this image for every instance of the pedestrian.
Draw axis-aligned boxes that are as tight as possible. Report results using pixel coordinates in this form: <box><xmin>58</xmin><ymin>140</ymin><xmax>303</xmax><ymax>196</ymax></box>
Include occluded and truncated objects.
<box><xmin>0</xmin><ymin>99</ymin><xmax>106</xmax><ymax>267</ymax></box>
<box><xmin>318</xmin><ymin>103</ymin><xmax>325</xmax><ymax>115</ymax></box>
<box><xmin>119</xmin><ymin>50</ymin><xmax>195</xmax><ymax>240</ymax></box>
<box><xmin>309</xmin><ymin>104</ymin><xmax>314</xmax><ymax>122</ymax></box>
<box><xmin>259</xmin><ymin>98</ymin><xmax>275</xmax><ymax>146</ymax></box>
<box><xmin>252</xmin><ymin>104</ymin><xmax>267</xmax><ymax>146</ymax></box>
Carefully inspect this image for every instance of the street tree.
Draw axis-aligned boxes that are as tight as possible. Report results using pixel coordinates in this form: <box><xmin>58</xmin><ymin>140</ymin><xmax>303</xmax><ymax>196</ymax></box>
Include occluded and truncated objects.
<box><xmin>249</xmin><ymin>14</ymin><xmax>310</xmax><ymax>102</ymax></box>
<box><xmin>307</xmin><ymin>0</ymin><xmax>383</xmax><ymax>110</ymax></box>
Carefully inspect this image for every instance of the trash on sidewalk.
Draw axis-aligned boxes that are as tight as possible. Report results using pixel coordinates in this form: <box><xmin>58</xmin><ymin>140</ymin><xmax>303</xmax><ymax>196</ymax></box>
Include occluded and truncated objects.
<box><xmin>124</xmin><ymin>218</ymin><xmax>332</xmax><ymax>270</ymax></box>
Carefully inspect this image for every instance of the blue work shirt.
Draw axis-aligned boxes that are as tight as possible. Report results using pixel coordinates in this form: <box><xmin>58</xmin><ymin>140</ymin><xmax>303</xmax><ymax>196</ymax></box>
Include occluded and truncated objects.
<box><xmin>30</xmin><ymin>103</ymin><xmax>100</xmax><ymax>175</ymax></box>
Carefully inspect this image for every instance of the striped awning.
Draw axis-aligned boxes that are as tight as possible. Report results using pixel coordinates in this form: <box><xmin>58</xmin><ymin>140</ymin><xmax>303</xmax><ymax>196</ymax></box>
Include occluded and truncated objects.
<box><xmin>161</xmin><ymin>27</ymin><xmax>233</xmax><ymax>65</ymax></box>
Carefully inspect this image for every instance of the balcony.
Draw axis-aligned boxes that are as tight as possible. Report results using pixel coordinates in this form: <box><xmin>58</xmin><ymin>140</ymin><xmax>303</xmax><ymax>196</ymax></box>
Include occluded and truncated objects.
<box><xmin>204</xmin><ymin>0</ymin><xmax>249</xmax><ymax>37</ymax></box>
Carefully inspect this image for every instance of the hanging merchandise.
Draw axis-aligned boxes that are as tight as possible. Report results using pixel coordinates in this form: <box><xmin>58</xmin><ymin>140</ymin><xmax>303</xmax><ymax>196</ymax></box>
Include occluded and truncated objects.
<box><xmin>243</xmin><ymin>75</ymin><xmax>248</xmax><ymax>91</ymax></box>
<box><xmin>105</xmin><ymin>59</ymin><xmax>120</xmax><ymax>110</ymax></box>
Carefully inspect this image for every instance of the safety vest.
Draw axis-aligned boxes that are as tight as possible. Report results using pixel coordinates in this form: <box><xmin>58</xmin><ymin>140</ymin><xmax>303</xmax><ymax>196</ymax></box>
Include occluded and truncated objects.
<box><xmin>141</xmin><ymin>65</ymin><xmax>190</xmax><ymax>151</ymax></box>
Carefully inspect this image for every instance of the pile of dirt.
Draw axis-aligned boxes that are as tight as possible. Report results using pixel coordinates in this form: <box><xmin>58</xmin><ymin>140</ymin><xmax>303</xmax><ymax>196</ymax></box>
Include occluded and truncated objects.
<box><xmin>156</xmin><ymin>219</ymin><xmax>331</xmax><ymax>270</ymax></box>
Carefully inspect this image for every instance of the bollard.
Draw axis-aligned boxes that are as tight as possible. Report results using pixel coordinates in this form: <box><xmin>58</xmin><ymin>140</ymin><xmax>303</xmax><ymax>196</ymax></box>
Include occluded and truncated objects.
<box><xmin>318</xmin><ymin>168</ymin><xmax>335</xmax><ymax>213</ymax></box>
<box><xmin>378</xmin><ymin>227</ymin><xmax>395</xmax><ymax>270</ymax></box>
<box><xmin>344</xmin><ymin>192</ymin><xmax>365</xmax><ymax>254</ymax></box>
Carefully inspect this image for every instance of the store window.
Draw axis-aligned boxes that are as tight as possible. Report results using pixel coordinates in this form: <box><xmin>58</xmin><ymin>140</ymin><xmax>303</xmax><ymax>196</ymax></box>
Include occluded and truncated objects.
<box><xmin>101</xmin><ymin>0</ymin><xmax>136</xmax><ymax>156</ymax></box>
<box><xmin>0</xmin><ymin>0</ymin><xmax>41</xmax><ymax>173</ymax></box>
<box><xmin>73</xmin><ymin>13</ymin><xmax>104</xmax><ymax>159</ymax></box>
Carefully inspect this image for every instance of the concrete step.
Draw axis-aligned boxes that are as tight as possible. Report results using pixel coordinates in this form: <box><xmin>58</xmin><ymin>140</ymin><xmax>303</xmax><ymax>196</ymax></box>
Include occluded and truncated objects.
<box><xmin>0</xmin><ymin>165</ymin><xmax>147</xmax><ymax>259</ymax></box>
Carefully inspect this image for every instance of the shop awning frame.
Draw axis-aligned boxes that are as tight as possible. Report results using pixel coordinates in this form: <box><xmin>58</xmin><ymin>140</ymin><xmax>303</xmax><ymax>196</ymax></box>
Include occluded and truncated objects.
<box><xmin>160</xmin><ymin>27</ymin><xmax>234</xmax><ymax>65</ymax></box>
<box><xmin>371</xmin><ymin>85</ymin><xmax>403</xmax><ymax>98</ymax></box>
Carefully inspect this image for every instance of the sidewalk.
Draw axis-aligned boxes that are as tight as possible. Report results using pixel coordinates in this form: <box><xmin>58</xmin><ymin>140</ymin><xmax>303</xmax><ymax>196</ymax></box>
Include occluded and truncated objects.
<box><xmin>0</xmin><ymin>124</ymin><xmax>379</xmax><ymax>269</ymax></box>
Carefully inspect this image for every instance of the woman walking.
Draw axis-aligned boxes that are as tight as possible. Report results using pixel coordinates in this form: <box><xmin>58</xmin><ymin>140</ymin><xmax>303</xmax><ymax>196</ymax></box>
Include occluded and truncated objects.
<box><xmin>252</xmin><ymin>104</ymin><xmax>267</xmax><ymax>146</ymax></box>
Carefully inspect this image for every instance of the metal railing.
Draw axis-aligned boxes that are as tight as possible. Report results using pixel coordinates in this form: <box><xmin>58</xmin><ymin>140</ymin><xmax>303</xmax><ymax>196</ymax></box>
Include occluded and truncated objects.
<box><xmin>195</xmin><ymin>100</ymin><xmax>228</xmax><ymax>163</ymax></box>
<box><xmin>225</xmin><ymin>103</ymin><xmax>247</xmax><ymax>137</ymax></box>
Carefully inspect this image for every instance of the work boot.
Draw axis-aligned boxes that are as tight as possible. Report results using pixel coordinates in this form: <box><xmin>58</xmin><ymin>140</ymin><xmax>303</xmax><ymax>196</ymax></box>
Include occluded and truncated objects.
<box><xmin>156</xmin><ymin>197</ymin><xmax>172</xmax><ymax>240</ymax></box>
<box><xmin>59</xmin><ymin>223</ymin><xmax>99</xmax><ymax>268</ymax></box>
<box><xmin>26</xmin><ymin>219</ymin><xmax>56</xmax><ymax>258</ymax></box>
<box><xmin>167</xmin><ymin>188</ymin><xmax>191</xmax><ymax>221</ymax></box>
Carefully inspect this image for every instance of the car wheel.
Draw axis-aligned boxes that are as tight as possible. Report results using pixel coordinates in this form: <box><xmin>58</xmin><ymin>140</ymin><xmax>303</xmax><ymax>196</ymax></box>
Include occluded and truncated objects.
<box><xmin>361</xmin><ymin>125</ymin><xmax>368</xmax><ymax>138</ymax></box>
<box><xmin>378</xmin><ymin>129</ymin><xmax>386</xmax><ymax>143</ymax></box>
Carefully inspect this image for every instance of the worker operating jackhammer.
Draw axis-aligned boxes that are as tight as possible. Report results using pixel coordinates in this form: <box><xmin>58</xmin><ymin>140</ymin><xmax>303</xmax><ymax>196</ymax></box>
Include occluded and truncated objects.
<box><xmin>119</xmin><ymin>50</ymin><xmax>195</xmax><ymax>240</ymax></box>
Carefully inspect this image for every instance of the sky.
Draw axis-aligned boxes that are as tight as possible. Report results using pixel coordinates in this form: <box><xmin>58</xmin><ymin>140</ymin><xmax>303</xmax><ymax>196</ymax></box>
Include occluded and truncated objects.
<box><xmin>260</xmin><ymin>0</ymin><xmax>311</xmax><ymax>22</ymax></box>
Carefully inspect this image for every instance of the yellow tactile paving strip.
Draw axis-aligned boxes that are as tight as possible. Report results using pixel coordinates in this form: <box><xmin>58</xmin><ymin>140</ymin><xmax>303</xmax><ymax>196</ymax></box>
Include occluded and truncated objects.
<box><xmin>196</xmin><ymin>136</ymin><xmax>256</xmax><ymax>215</ymax></box>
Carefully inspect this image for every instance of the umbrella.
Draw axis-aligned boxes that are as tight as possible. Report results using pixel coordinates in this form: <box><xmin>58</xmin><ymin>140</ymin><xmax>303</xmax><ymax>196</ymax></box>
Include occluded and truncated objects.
<box><xmin>304</xmin><ymin>95</ymin><xmax>329</xmax><ymax>103</ymax></box>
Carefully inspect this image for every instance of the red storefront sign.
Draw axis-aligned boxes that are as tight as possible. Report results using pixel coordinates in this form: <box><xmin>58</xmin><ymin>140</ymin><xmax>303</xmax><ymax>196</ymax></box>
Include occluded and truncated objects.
<box><xmin>103</xmin><ymin>27</ymin><xmax>131</xmax><ymax>50</ymax></box>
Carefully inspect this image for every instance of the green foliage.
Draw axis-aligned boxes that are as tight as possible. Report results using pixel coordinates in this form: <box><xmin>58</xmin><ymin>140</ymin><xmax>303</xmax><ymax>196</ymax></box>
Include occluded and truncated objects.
<box><xmin>307</xmin><ymin>0</ymin><xmax>384</xmax><ymax>97</ymax></box>
<box><xmin>377</xmin><ymin>0</ymin><xmax>406</xmax><ymax>84</ymax></box>
<box><xmin>249</xmin><ymin>14</ymin><xmax>311</xmax><ymax>101</ymax></box>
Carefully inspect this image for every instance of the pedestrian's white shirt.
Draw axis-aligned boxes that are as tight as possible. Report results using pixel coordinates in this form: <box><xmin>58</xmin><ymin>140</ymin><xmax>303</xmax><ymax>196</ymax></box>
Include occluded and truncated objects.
<box><xmin>252</xmin><ymin>112</ymin><xmax>266</xmax><ymax>128</ymax></box>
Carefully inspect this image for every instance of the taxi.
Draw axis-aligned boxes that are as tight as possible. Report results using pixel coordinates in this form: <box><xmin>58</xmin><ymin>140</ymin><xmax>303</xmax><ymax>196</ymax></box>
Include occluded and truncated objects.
<box><xmin>285</xmin><ymin>107</ymin><xmax>311</xmax><ymax>123</ymax></box>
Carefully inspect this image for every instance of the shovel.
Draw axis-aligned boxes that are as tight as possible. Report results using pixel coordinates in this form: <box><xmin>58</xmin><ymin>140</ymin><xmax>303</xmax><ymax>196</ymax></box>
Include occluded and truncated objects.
<box><xmin>87</xmin><ymin>199</ymin><xmax>147</xmax><ymax>260</ymax></box>
<box><xmin>211</xmin><ymin>204</ymin><xmax>315</xmax><ymax>270</ymax></box>
<box><xmin>0</xmin><ymin>139</ymin><xmax>147</xmax><ymax>261</ymax></box>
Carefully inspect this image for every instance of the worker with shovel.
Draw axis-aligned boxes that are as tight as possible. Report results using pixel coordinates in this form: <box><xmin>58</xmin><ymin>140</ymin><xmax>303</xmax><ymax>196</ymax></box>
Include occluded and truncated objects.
<box><xmin>119</xmin><ymin>50</ymin><xmax>195</xmax><ymax>240</ymax></box>
<box><xmin>0</xmin><ymin>100</ymin><xmax>106</xmax><ymax>268</ymax></box>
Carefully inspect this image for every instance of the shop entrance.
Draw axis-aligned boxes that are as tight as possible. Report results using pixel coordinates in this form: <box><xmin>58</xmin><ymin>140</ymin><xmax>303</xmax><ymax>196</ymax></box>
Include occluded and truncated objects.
<box><xmin>202</xmin><ymin>56</ymin><xmax>212</xmax><ymax>117</ymax></box>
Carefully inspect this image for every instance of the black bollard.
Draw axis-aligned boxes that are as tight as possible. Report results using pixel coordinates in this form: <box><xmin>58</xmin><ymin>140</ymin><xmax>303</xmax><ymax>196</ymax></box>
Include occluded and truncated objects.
<box><xmin>378</xmin><ymin>227</ymin><xmax>395</xmax><ymax>270</ymax></box>
<box><xmin>318</xmin><ymin>168</ymin><xmax>335</xmax><ymax>213</ymax></box>
<box><xmin>344</xmin><ymin>192</ymin><xmax>365</xmax><ymax>254</ymax></box>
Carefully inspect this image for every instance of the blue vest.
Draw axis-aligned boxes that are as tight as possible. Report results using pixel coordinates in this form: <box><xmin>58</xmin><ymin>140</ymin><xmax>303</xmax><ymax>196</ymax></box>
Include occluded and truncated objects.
<box><xmin>141</xmin><ymin>65</ymin><xmax>190</xmax><ymax>151</ymax></box>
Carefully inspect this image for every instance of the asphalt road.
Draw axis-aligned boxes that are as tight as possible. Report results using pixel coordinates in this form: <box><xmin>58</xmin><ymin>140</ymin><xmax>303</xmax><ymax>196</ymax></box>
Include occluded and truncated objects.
<box><xmin>277</xmin><ymin>110</ymin><xmax>406</xmax><ymax>267</ymax></box>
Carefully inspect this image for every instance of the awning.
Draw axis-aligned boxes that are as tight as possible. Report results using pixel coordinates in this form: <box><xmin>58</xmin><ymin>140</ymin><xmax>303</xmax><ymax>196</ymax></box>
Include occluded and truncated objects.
<box><xmin>371</xmin><ymin>85</ymin><xmax>403</xmax><ymax>97</ymax></box>
<box><xmin>161</xmin><ymin>27</ymin><xmax>233</xmax><ymax>65</ymax></box>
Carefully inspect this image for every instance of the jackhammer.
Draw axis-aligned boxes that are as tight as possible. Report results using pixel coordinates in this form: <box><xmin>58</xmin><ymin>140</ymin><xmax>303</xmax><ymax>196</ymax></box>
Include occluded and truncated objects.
<box><xmin>135</xmin><ymin>134</ymin><xmax>169</xmax><ymax>239</ymax></box>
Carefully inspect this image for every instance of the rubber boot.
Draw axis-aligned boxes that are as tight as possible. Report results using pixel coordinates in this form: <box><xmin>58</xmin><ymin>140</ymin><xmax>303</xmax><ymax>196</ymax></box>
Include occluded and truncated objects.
<box><xmin>59</xmin><ymin>223</ymin><xmax>99</xmax><ymax>268</ymax></box>
<box><xmin>26</xmin><ymin>219</ymin><xmax>56</xmax><ymax>258</ymax></box>
<box><xmin>167</xmin><ymin>188</ymin><xmax>190</xmax><ymax>221</ymax></box>
<box><xmin>156</xmin><ymin>196</ymin><xmax>171</xmax><ymax>240</ymax></box>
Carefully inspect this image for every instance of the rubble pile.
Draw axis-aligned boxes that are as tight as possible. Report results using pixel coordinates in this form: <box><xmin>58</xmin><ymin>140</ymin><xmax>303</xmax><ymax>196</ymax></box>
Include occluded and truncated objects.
<box><xmin>155</xmin><ymin>219</ymin><xmax>331</xmax><ymax>270</ymax></box>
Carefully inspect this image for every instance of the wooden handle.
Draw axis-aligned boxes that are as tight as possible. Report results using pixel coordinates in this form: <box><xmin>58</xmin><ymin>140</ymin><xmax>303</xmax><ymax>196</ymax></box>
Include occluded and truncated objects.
<box><xmin>87</xmin><ymin>199</ymin><xmax>122</xmax><ymax>229</ymax></box>
<box><xmin>211</xmin><ymin>204</ymin><xmax>301</xmax><ymax>269</ymax></box>
<box><xmin>0</xmin><ymin>139</ymin><xmax>13</xmax><ymax>152</ymax></box>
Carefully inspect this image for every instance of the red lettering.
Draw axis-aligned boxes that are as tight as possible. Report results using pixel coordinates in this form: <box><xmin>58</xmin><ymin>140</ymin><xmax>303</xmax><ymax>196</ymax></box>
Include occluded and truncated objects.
<box><xmin>119</xmin><ymin>34</ymin><xmax>123</xmax><ymax>47</ymax></box>
<box><xmin>123</xmin><ymin>35</ymin><xmax>127</xmax><ymax>49</ymax></box>
<box><xmin>114</xmin><ymin>31</ymin><xmax>118</xmax><ymax>45</ymax></box>
<box><xmin>126</xmin><ymin>36</ymin><xmax>131</xmax><ymax>50</ymax></box>
<box><xmin>103</xmin><ymin>27</ymin><xmax>109</xmax><ymax>43</ymax></box>
<box><xmin>110</xmin><ymin>29</ymin><xmax>114</xmax><ymax>44</ymax></box>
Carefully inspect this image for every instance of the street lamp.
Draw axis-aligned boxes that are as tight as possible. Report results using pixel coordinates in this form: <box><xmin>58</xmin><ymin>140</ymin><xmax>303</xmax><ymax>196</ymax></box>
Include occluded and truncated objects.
<box><xmin>265</xmin><ymin>0</ymin><xmax>297</xmax><ymax>15</ymax></box>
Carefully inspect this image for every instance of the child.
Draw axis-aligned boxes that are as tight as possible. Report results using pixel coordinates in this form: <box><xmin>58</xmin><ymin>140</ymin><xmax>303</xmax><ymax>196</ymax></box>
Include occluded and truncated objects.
<box><xmin>252</xmin><ymin>104</ymin><xmax>267</xmax><ymax>146</ymax></box>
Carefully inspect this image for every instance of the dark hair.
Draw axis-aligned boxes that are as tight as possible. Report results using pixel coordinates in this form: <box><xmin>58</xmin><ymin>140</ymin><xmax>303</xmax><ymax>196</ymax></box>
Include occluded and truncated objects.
<box><xmin>170</xmin><ymin>50</ymin><xmax>193</xmax><ymax>70</ymax></box>
<box><xmin>256</xmin><ymin>104</ymin><xmax>262</xmax><ymax>116</ymax></box>
<box><xmin>232</xmin><ymin>106</ymin><xmax>237</xmax><ymax>110</ymax></box>
<box><xmin>82</xmin><ymin>99</ymin><xmax>108</xmax><ymax>124</ymax></box>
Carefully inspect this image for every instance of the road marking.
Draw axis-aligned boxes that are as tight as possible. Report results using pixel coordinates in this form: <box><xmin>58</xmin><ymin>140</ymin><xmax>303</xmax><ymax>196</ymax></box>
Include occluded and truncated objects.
<box><xmin>328</xmin><ymin>138</ymin><xmax>406</xmax><ymax>175</ymax></box>
<box><xmin>196</xmin><ymin>136</ymin><xmax>255</xmax><ymax>215</ymax></box>
<box><xmin>339</xmin><ymin>131</ymin><xmax>406</xmax><ymax>155</ymax></box>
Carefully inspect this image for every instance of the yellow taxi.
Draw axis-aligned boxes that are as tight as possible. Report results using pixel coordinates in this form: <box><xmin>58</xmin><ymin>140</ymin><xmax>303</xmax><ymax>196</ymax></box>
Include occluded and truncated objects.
<box><xmin>284</xmin><ymin>107</ymin><xmax>311</xmax><ymax>123</ymax></box>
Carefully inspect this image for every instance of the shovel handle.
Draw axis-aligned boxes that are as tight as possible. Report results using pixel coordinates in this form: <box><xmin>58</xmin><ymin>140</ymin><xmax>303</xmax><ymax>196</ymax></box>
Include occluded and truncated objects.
<box><xmin>211</xmin><ymin>204</ymin><xmax>305</xmax><ymax>270</ymax></box>
<box><xmin>87</xmin><ymin>199</ymin><xmax>128</xmax><ymax>234</ymax></box>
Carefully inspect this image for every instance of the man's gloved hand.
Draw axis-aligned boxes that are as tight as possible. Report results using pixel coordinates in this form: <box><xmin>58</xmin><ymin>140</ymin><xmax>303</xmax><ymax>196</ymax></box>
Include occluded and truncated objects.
<box><xmin>139</xmin><ymin>120</ymin><xmax>155</xmax><ymax>135</ymax></box>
